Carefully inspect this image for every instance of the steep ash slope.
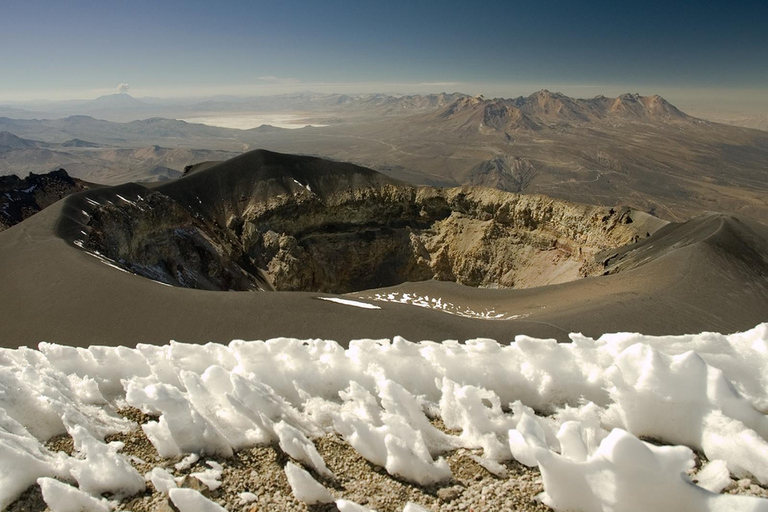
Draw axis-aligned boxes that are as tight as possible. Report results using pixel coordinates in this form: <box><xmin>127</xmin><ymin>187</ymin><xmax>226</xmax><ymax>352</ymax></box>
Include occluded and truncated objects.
<box><xmin>58</xmin><ymin>150</ymin><xmax>650</xmax><ymax>293</ymax></box>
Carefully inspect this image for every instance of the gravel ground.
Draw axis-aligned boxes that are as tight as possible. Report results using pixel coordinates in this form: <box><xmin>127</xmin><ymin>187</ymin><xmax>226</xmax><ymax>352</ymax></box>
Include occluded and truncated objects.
<box><xmin>8</xmin><ymin>408</ymin><xmax>768</xmax><ymax>511</ymax></box>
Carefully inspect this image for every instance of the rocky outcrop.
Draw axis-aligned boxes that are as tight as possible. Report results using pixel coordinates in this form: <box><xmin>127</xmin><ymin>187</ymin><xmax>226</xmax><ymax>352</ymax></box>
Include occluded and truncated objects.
<box><xmin>0</xmin><ymin>169</ymin><xmax>90</xmax><ymax>231</ymax></box>
<box><xmin>64</xmin><ymin>150</ymin><xmax>656</xmax><ymax>293</ymax></box>
<box><xmin>77</xmin><ymin>184</ymin><xmax>269</xmax><ymax>291</ymax></box>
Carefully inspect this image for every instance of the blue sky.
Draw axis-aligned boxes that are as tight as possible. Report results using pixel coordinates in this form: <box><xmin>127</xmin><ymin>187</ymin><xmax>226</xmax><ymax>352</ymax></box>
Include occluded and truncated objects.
<box><xmin>1</xmin><ymin>0</ymin><xmax>766</xmax><ymax>103</ymax></box>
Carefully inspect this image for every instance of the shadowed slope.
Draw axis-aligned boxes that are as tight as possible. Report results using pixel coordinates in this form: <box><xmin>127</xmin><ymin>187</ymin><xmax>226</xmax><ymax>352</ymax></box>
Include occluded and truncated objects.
<box><xmin>158</xmin><ymin>148</ymin><xmax>401</xmax><ymax>210</ymax></box>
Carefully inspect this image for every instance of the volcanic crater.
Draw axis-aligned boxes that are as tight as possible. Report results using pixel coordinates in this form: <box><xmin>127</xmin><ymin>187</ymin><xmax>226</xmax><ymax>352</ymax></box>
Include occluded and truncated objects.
<box><xmin>59</xmin><ymin>150</ymin><xmax>658</xmax><ymax>294</ymax></box>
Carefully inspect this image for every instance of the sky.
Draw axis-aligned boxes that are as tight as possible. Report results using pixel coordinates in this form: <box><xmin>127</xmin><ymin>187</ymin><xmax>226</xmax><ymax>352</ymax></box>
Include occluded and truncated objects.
<box><xmin>1</xmin><ymin>0</ymin><xmax>766</xmax><ymax>109</ymax></box>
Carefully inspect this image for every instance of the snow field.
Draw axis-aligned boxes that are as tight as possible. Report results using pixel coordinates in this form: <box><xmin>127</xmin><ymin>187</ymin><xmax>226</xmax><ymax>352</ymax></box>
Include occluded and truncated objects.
<box><xmin>0</xmin><ymin>324</ymin><xmax>768</xmax><ymax>510</ymax></box>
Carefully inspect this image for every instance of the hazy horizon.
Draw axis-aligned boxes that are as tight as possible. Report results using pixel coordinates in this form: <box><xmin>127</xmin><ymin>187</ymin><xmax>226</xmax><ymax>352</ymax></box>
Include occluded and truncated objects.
<box><xmin>2</xmin><ymin>0</ymin><xmax>766</xmax><ymax>115</ymax></box>
<box><xmin>4</xmin><ymin>83</ymin><xmax>768</xmax><ymax>119</ymax></box>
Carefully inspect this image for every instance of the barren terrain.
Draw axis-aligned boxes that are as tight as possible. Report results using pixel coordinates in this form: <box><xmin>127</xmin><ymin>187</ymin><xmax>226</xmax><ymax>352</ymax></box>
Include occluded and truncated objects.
<box><xmin>2</xmin><ymin>91</ymin><xmax>767</xmax><ymax>223</ymax></box>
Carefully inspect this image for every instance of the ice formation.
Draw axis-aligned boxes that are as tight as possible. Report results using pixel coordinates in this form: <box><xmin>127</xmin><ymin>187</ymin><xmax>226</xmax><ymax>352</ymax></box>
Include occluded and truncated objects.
<box><xmin>0</xmin><ymin>323</ymin><xmax>767</xmax><ymax>511</ymax></box>
<box><xmin>336</xmin><ymin>499</ymin><xmax>376</xmax><ymax>512</ymax></box>
<box><xmin>37</xmin><ymin>477</ymin><xmax>110</xmax><ymax>512</ymax></box>
<box><xmin>274</xmin><ymin>420</ymin><xmax>333</xmax><ymax>478</ymax></box>
<box><xmin>147</xmin><ymin>467</ymin><xmax>177</xmax><ymax>494</ymax></box>
<box><xmin>190</xmin><ymin>460</ymin><xmax>223</xmax><ymax>490</ymax></box>
<box><xmin>168</xmin><ymin>488</ymin><xmax>228</xmax><ymax>512</ymax></box>
<box><xmin>402</xmin><ymin>504</ymin><xmax>430</xmax><ymax>512</ymax></box>
<box><xmin>238</xmin><ymin>491</ymin><xmax>258</xmax><ymax>504</ymax></box>
<box><xmin>284</xmin><ymin>461</ymin><xmax>335</xmax><ymax>504</ymax></box>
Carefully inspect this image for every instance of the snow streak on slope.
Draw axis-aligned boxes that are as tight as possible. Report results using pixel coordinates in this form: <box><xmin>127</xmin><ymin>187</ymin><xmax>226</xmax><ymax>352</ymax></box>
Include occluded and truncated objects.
<box><xmin>316</xmin><ymin>297</ymin><xmax>381</xmax><ymax>309</ymax></box>
<box><xmin>357</xmin><ymin>291</ymin><xmax>527</xmax><ymax>320</ymax></box>
<box><xmin>1</xmin><ymin>325</ymin><xmax>768</xmax><ymax>510</ymax></box>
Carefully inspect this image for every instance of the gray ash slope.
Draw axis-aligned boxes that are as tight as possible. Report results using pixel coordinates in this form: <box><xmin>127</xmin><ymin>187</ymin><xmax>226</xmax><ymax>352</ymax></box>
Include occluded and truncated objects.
<box><xmin>1</xmin><ymin>149</ymin><xmax>766</xmax><ymax>348</ymax></box>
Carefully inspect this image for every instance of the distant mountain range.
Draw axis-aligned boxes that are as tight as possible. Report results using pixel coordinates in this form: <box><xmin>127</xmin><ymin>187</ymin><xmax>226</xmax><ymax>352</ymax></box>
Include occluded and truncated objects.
<box><xmin>0</xmin><ymin>130</ymin><xmax>102</xmax><ymax>151</ymax></box>
<box><xmin>1</xmin><ymin>92</ymin><xmax>463</xmax><ymax>121</ymax></box>
<box><xmin>0</xmin><ymin>130</ymin><xmax>41</xmax><ymax>150</ymax></box>
<box><xmin>0</xmin><ymin>90</ymin><xmax>694</xmax><ymax>124</ymax></box>
<box><xmin>0</xmin><ymin>129</ymin><xmax>236</xmax><ymax>183</ymax></box>
<box><xmin>0</xmin><ymin>91</ymin><xmax>766</xmax><ymax>223</ymax></box>
<box><xmin>427</xmin><ymin>90</ymin><xmax>690</xmax><ymax>134</ymax></box>
<box><xmin>82</xmin><ymin>92</ymin><xmax>149</xmax><ymax>111</ymax></box>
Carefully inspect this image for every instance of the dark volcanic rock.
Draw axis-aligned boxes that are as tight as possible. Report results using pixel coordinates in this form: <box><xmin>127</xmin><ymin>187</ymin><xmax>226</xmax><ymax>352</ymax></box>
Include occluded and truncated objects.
<box><xmin>0</xmin><ymin>169</ymin><xmax>91</xmax><ymax>231</ymax></box>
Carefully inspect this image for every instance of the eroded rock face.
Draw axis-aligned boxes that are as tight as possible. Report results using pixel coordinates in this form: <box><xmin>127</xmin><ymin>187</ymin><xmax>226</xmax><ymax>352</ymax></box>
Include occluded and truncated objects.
<box><xmin>79</xmin><ymin>185</ymin><xmax>269</xmax><ymax>291</ymax></box>
<box><xmin>254</xmin><ymin>187</ymin><xmax>647</xmax><ymax>292</ymax></box>
<box><xmin>0</xmin><ymin>169</ymin><xmax>90</xmax><ymax>231</ymax></box>
<box><xmin>71</xmin><ymin>181</ymin><xmax>649</xmax><ymax>293</ymax></box>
